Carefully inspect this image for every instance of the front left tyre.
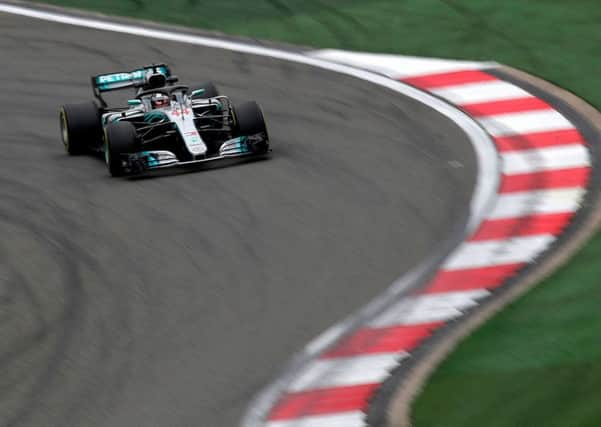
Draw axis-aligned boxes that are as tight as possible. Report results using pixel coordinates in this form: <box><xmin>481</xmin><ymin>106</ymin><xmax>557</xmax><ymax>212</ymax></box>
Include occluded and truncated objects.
<box><xmin>233</xmin><ymin>101</ymin><xmax>270</xmax><ymax>154</ymax></box>
<box><xmin>190</xmin><ymin>82</ymin><xmax>219</xmax><ymax>98</ymax></box>
<box><xmin>104</xmin><ymin>121</ymin><xmax>137</xmax><ymax>177</ymax></box>
<box><xmin>59</xmin><ymin>102</ymin><xmax>102</xmax><ymax>155</ymax></box>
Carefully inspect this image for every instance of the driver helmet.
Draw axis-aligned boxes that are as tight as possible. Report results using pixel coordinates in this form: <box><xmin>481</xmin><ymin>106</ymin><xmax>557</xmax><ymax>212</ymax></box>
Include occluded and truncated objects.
<box><xmin>151</xmin><ymin>93</ymin><xmax>170</xmax><ymax>109</ymax></box>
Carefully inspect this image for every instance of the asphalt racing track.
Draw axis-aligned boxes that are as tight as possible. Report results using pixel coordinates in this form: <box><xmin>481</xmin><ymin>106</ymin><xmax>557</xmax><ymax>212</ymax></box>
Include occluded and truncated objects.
<box><xmin>0</xmin><ymin>11</ymin><xmax>477</xmax><ymax>427</ymax></box>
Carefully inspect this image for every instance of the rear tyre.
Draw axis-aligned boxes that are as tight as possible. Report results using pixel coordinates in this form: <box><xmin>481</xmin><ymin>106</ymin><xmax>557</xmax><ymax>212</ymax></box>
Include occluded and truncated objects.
<box><xmin>59</xmin><ymin>102</ymin><xmax>102</xmax><ymax>155</ymax></box>
<box><xmin>104</xmin><ymin>121</ymin><xmax>137</xmax><ymax>177</ymax></box>
<box><xmin>233</xmin><ymin>101</ymin><xmax>269</xmax><ymax>153</ymax></box>
<box><xmin>190</xmin><ymin>82</ymin><xmax>219</xmax><ymax>98</ymax></box>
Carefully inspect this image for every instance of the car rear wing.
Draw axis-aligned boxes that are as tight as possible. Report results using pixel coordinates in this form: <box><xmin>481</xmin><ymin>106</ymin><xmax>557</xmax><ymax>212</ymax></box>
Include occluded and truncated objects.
<box><xmin>91</xmin><ymin>64</ymin><xmax>172</xmax><ymax>106</ymax></box>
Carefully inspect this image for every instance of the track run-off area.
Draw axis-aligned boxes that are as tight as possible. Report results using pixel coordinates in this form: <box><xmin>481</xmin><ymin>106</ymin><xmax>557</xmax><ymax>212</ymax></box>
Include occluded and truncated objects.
<box><xmin>0</xmin><ymin>5</ymin><xmax>481</xmax><ymax>427</ymax></box>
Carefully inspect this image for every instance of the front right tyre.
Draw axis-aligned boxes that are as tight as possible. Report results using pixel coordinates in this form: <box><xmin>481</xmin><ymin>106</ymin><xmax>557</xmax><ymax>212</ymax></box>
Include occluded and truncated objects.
<box><xmin>104</xmin><ymin>121</ymin><xmax>137</xmax><ymax>177</ymax></box>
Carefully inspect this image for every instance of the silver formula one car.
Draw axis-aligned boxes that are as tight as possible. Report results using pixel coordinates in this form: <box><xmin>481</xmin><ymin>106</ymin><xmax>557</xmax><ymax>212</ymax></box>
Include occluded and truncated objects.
<box><xmin>59</xmin><ymin>64</ymin><xmax>269</xmax><ymax>176</ymax></box>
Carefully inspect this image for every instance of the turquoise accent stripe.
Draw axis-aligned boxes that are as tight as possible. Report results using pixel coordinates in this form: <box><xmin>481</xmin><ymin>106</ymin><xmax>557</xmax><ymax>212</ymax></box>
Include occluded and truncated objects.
<box><xmin>140</xmin><ymin>151</ymin><xmax>160</xmax><ymax>167</ymax></box>
<box><xmin>143</xmin><ymin>111</ymin><xmax>168</xmax><ymax>123</ymax></box>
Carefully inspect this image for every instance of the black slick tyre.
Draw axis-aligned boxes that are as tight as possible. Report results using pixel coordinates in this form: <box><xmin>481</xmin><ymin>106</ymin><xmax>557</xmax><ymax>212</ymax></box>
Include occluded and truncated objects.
<box><xmin>234</xmin><ymin>101</ymin><xmax>268</xmax><ymax>137</ymax></box>
<box><xmin>191</xmin><ymin>82</ymin><xmax>219</xmax><ymax>98</ymax></box>
<box><xmin>104</xmin><ymin>121</ymin><xmax>137</xmax><ymax>177</ymax></box>
<box><xmin>59</xmin><ymin>102</ymin><xmax>102</xmax><ymax>155</ymax></box>
<box><xmin>233</xmin><ymin>101</ymin><xmax>269</xmax><ymax>154</ymax></box>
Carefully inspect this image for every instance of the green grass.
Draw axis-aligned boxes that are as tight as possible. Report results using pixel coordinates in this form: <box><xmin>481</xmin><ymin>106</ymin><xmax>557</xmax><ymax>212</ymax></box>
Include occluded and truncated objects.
<box><xmin>37</xmin><ymin>0</ymin><xmax>601</xmax><ymax>425</ymax></box>
<box><xmin>413</xmin><ymin>233</ymin><xmax>601</xmax><ymax>427</ymax></box>
<box><xmin>39</xmin><ymin>0</ymin><xmax>601</xmax><ymax>108</ymax></box>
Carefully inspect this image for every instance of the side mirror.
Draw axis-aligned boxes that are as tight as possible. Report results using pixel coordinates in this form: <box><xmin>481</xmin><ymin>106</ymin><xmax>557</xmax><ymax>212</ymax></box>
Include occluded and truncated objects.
<box><xmin>191</xmin><ymin>88</ymin><xmax>205</xmax><ymax>98</ymax></box>
<box><xmin>127</xmin><ymin>99</ymin><xmax>142</xmax><ymax>106</ymax></box>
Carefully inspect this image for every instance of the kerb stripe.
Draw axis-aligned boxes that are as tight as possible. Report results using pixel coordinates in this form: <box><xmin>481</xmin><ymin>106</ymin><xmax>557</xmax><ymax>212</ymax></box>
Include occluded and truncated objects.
<box><xmin>268</xmin><ymin>384</ymin><xmax>376</xmax><ymax>420</ymax></box>
<box><xmin>470</xmin><ymin>213</ymin><xmax>574</xmax><ymax>241</ymax></box>
<box><xmin>402</xmin><ymin>69</ymin><xmax>497</xmax><ymax>89</ymax></box>
<box><xmin>500</xmin><ymin>167</ymin><xmax>590</xmax><ymax>193</ymax></box>
<box><xmin>424</xmin><ymin>263</ymin><xmax>523</xmax><ymax>293</ymax></box>
<box><xmin>462</xmin><ymin>97</ymin><xmax>550</xmax><ymax>116</ymax></box>
<box><xmin>321</xmin><ymin>322</ymin><xmax>443</xmax><ymax>358</ymax></box>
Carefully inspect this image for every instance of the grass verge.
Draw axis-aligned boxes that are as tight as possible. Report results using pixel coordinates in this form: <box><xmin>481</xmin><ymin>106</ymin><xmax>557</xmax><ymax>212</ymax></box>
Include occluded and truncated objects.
<box><xmin>413</xmin><ymin>233</ymin><xmax>601</xmax><ymax>427</ymax></box>
<box><xmin>34</xmin><ymin>0</ymin><xmax>601</xmax><ymax>425</ymax></box>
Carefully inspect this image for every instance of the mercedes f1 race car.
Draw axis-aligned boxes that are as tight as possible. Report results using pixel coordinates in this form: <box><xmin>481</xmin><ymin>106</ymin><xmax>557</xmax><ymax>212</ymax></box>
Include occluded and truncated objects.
<box><xmin>59</xmin><ymin>64</ymin><xmax>270</xmax><ymax>176</ymax></box>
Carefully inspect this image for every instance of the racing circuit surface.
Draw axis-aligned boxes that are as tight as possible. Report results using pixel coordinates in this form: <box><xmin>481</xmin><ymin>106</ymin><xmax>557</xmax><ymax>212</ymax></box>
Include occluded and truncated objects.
<box><xmin>0</xmin><ymin>11</ymin><xmax>477</xmax><ymax>427</ymax></box>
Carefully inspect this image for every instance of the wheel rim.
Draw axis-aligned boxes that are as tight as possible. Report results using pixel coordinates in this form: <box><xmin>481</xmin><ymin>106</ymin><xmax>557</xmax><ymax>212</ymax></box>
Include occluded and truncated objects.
<box><xmin>104</xmin><ymin>131</ymin><xmax>110</xmax><ymax>166</ymax></box>
<box><xmin>60</xmin><ymin>109</ymin><xmax>69</xmax><ymax>151</ymax></box>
